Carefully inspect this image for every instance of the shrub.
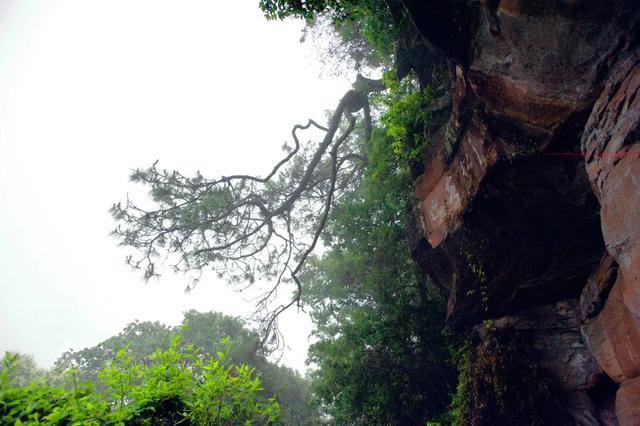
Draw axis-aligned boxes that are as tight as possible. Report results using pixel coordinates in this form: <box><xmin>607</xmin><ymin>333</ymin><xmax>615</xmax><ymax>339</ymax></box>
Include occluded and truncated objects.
<box><xmin>0</xmin><ymin>332</ymin><xmax>280</xmax><ymax>425</ymax></box>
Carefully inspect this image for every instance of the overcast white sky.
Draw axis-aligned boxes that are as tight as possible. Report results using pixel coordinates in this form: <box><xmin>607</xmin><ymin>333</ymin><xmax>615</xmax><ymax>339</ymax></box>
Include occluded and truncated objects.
<box><xmin>0</xmin><ymin>0</ymin><xmax>351</xmax><ymax>373</ymax></box>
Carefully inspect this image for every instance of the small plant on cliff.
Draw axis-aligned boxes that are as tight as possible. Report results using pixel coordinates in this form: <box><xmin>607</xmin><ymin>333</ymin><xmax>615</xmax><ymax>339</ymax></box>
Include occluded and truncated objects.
<box><xmin>373</xmin><ymin>70</ymin><xmax>433</xmax><ymax>164</ymax></box>
<box><xmin>464</xmin><ymin>251</ymin><xmax>489</xmax><ymax>311</ymax></box>
<box><xmin>423</xmin><ymin>330</ymin><xmax>472</xmax><ymax>426</ymax></box>
<box><xmin>448</xmin><ymin>342</ymin><xmax>471</xmax><ymax>426</ymax></box>
<box><xmin>462</xmin><ymin>327</ymin><xmax>559</xmax><ymax>426</ymax></box>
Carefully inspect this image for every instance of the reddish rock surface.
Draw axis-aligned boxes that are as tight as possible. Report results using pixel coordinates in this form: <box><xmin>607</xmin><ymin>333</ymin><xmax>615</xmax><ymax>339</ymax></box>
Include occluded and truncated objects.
<box><xmin>579</xmin><ymin>254</ymin><xmax>618</xmax><ymax>322</ymax></box>
<box><xmin>584</xmin><ymin>277</ymin><xmax>640</xmax><ymax>381</ymax></box>
<box><xmin>582</xmin><ymin>51</ymin><xmax>640</xmax><ymax>423</ymax></box>
<box><xmin>616</xmin><ymin>377</ymin><xmax>640</xmax><ymax>425</ymax></box>
<box><xmin>402</xmin><ymin>0</ymin><xmax>640</xmax><ymax>423</ymax></box>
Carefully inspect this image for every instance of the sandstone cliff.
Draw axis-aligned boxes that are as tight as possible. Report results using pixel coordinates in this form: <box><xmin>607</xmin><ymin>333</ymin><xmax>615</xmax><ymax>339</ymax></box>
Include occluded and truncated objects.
<box><xmin>401</xmin><ymin>1</ymin><xmax>640</xmax><ymax>424</ymax></box>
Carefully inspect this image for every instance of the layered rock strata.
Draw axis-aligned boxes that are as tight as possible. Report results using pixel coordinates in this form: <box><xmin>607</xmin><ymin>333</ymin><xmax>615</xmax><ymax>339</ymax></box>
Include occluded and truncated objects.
<box><xmin>402</xmin><ymin>0</ymin><xmax>640</xmax><ymax>423</ymax></box>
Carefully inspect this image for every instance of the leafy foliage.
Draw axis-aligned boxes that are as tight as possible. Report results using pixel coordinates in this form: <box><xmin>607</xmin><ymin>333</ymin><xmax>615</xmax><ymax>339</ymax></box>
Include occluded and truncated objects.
<box><xmin>56</xmin><ymin>320</ymin><xmax>174</xmax><ymax>386</ymax></box>
<box><xmin>1</xmin><ymin>331</ymin><xmax>280</xmax><ymax>425</ymax></box>
<box><xmin>304</xmin><ymin>115</ymin><xmax>454</xmax><ymax>423</ymax></box>
<box><xmin>55</xmin><ymin>310</ymin><xmax>318</xmax><ymax>425</ymax></box>
<box><xmin>259</xmin><ymin>0</ymin><xmax>383</xmax><ymax>22</ymax></box>
<box><xmin>102</xmin><ymin>2</ymin><xmax>457</xmax><ymax>423</ymax></box>
<box><xmin>0</xmin><ymin>352</ymin><xmax>46</xmax><ymax>388</ymax></box>
<box><xmin>279</xmin><ymin>5</ymin><xmax>466</xmax><ymax>424</ymax></box>
<box><xmin>299</xmin><ymin>0</ymin><xmax>397</xmax><ymax>73</ymax></box>
<box><xmin>374</xmin><ymin>70</ymin><xmax>433</xmax><ymax>163</ymax></box>
<box><xmin>424</xmin><ymin>335</ymin><xmax>471</xmax><ymax>426</ymax></box>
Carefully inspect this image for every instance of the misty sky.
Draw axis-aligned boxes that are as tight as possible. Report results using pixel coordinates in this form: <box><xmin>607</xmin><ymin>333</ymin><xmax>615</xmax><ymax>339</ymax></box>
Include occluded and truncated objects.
<box><xmin>0</xmin><ymin>0</ymin><xmax>351</xmax><ymax>372</ymax></box>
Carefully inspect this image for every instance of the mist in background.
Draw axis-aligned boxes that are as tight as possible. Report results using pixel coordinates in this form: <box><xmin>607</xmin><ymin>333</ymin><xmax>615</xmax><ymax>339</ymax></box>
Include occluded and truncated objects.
<box><xmin>0</xmin><ymin>0</ymin><xmax>350</xmax><ymax>372</ymax></box>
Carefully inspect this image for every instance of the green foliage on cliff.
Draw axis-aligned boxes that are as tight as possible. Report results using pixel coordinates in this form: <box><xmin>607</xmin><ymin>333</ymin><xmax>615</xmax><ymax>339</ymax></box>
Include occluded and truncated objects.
<box><xmin>463</xmin><ymin>327</ymin><xmax>560</xmax><ymax>426</ymax></box>
<box><xmin>374</xmin><ymin>70</ymin><xmax>433</xmax><ymax>163</ymax></box>
<box><xmin>262</xmin><ymin>5</ymin><xmax>455</xmax><ymax>420</ymax></box>
<box><xmin>425</xmin><ymin>336</ymin><xmax>471</xmax><ymax>426</ymax></box>
<box><xmin>303</xmin><ymin>119</ymin><xmax>455</xmax><ymax>423</ymax></box>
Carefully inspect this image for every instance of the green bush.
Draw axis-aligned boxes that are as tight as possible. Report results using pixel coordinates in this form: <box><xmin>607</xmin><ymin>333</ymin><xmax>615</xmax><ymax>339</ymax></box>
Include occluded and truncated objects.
<box><xmin>0</xmin><ymin>332</ymin><xmax>280</xmax><ymax>425</ymax></box>
<box><xmin>373</xmin><ymin>70</ymin><xmax>433</xmax><ymax>164</ymax></box>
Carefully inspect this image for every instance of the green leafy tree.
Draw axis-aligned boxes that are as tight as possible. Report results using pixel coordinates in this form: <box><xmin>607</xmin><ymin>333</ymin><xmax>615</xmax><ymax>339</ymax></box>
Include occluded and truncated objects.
<box><xmin>259</xmin><ymin>0</ymin><xmax>394</xmax><ymax>25</ymax></box>
<box><xmin>298</xmin><ymin>0</ymin><xmax>398</xmax><ymax>74</ymax></box>
<box><xmin>1</xmin><ymin>352</ymin><xmax>112</xmax><ymax>424</ymax></box>
<box><xmin>99</xmin><ymin>332</ymin><xmax>281</xmax><ymax>425</ymax></box>
<box><xmin>55</xmin><ymin>320</ymin><xmax>173</xmax><ymax>386</ymax></box>
<box><xmin>303</xmin><ymin>81</ymin><xmax>454</xmax><ymax>423</ymax></box>
<box><xmin>55</xmin><ymin>310</ymin><xmax>318</xmax><ymax>425</ymax></box>
<box><xmin>188</xmin><ymin>352</ymin><xmax>280</xmax><ymax>425</ymax></box>
<box><xmin>1</xmin><ymin>332</ymin><xmax>281</xmax><ymax>425</ymax></box>
<box><xmin>0</xmin><ymin>352</ymin><xmax>46</xmax><ymax>387</ymax></box>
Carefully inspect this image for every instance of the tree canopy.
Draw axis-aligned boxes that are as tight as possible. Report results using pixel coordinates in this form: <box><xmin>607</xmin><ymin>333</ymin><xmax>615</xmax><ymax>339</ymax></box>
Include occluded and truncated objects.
<box><xmin>55</xmin><ymin>310</ymin><xmax>318</xmax><ymax>425</ymax></box>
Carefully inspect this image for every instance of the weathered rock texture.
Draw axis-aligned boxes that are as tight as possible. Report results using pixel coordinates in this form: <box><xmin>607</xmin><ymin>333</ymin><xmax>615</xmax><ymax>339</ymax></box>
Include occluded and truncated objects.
<box><xmin>401</xmin><ymin>0</ymin><xmax>640</xmax><ymax>423</ymax></box>
<box><xmin>582</xmin><ymin>51</ymin><xmax>640</xmax><ymax>425</ymax></box>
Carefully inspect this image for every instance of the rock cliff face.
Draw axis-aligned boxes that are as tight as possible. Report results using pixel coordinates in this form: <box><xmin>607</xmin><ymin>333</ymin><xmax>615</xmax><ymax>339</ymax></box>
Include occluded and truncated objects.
<box><xmin>401</xmin><ymin>0</ymin><xmax>640</xmax><ymax>423</ymax></box>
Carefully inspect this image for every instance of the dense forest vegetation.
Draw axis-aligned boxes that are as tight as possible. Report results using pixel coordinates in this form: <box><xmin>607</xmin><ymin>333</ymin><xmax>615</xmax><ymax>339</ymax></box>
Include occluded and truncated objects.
<box><xmin>2</xmin><ymin>1</ymin><xmax>467</xmax><ymax>424</ymax></box>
